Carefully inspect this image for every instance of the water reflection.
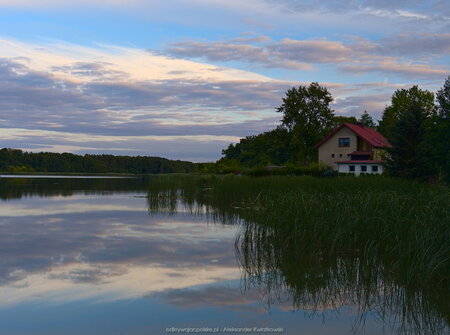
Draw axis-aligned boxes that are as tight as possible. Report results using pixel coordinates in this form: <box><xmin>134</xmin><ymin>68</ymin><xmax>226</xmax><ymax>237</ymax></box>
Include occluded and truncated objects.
<box><xmin>0</xmin><ymin>177</ymin><xmax>239</xmax><ymax>309</ymax></box>
<box><xmin>0</xmin><ymin>176</ymin><xmax>448</xmax><ymax>335</ymax></box>
<box><xmin>235</xmin><ymin>221</ymin><xmax>449</xmax><ymax>335</ymax></box>
<box><xmin>0</xmin><ymin>175</ymin><xmax>146</xmax><ymax>200</ymax></box>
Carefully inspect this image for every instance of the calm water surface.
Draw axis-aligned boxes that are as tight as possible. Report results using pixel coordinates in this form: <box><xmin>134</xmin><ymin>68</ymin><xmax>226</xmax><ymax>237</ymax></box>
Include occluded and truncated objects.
<box><xmin>0</xmin><ymin>176</ymin><xmax>446</xmax><ymax>335</ymax></box>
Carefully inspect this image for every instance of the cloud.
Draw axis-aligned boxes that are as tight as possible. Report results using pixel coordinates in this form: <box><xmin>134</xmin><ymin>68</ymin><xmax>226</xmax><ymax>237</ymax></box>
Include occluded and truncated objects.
<box><xmin>0</xmin><ymin>38</ymin><xmax>291</xmax><ymax>161</ymax></box>
<box><xmin>167</xmin><ymin>38</ymin><xmax>353</xmax><ymax>68</ymax></box>
<box><xmin>1</xmin><ymin>0</ymin><xmax>445</xmax><ymax>16</ymax></box>
<box><xmin>0</xmin><ymin>38</ymin><xmax>269</xmax><ymax>83</ymax></box>
<box><xmin>51</xmin><ymin>62</ymin><xmax>129</xmax><ymax>80</ymax></box>
<box><xmin>340</xmin><ymin>61</ymin><xmax>449</xmax><ymax>79</ymax></box>
<box><xmin>166</xmin><ymin>32</ymin><xmax>450</xmax><ymax>74</ymax></box>
<box><xmin>270</xmin><ymin>39</ymin><xmax>351</xmax><ymax>63</ymax></box>
<box><xmin>376</xmin><ymin>33</ymin><xmax>450</xmax><ymax>56</ymax></box>
<box><xmin>167</xmin><ymin>40</ymin><xmax>310</xmax><ymax>70</ymax></box>
<box><xmin>147</xmin><ymin>285</ymin><xmax>271</xmax><ymax>313</ymax></box>
<box><xmin>333</xmin><ymin>93</ymin><xmax>391</xmax><ymax>120</ymax></box>
<box><xmin>264</xmin><ymin>0</ymin><xmax>448</xmax><ymax>17</ymax></box>
<box><xmin>230</xmin><ymin>34</ymin><xmax>273</xmax><ymax>44</ymax></box>
<box><xmin>0</xmin><ymin>57</ymin><xmax>284</xmax><ymax>131</ymax></box>
<box><xmin>1</xmin><ymin>37</ymin><xmax>446</xmax><ymax>161</ymax></box>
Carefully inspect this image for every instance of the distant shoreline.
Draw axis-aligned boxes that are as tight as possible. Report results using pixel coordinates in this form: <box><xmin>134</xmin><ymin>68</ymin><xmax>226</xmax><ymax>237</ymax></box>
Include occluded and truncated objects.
<box><xmin>0</xmin><ymin>173</ymin><xmax>135</xmax><ymax>179</ymax></box>
<box><xmin>0</xmin><ymin>172</ymin><xmax>136</xmax><ymax>177</ymax></box>
<box><xmin>0</xmin><ymin>148</ymin><xmax>196</xmax><ymax>174</ymax></box>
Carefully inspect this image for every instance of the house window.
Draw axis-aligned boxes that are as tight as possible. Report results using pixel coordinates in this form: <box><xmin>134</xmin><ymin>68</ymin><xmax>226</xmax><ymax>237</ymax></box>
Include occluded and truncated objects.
<box><xmin>339</xmin><ymin>137</ymin><xmax>350</xmax><ymax>147</ymax></box>
<box><xmin>372</xmin><ymin>165</ymin><xmax>378</xmax><ymax>172</ymax></box>
<box><xmin>361</xmin><ymin>165</ymin><xmax>367</xmax><ymax>172</ymax></box>
<box><xmin>339</xmin><ymin>154</ymin><xmax>343</xmax><ymax>158</ymax></box>
<box><xmin>331</xmin><ymin>154</ymin><xmax>335</xmax><ymax>158</ymax></box>
<box><xmin>349</xmin><ymin>165</ymin><xmax>355</xmax><ymax>172</ymax></box>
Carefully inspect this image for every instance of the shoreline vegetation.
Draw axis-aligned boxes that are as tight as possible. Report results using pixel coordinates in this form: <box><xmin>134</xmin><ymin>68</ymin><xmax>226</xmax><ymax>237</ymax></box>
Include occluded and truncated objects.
<box><xmin>145</xmin><ymin>174</ymin><xmax>449</xmax><ymax>334</ymax></box>
<box><xmin>0</xmin><ymin>148</ymin><xmax>195</xmax><ymax>174</ymax></box>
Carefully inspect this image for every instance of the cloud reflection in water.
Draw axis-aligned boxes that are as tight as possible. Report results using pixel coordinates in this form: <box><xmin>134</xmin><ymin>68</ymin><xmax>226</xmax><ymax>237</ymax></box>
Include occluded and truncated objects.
<box><xmin>0</xmin><ymin>190</ymin><xmax>239</xmax><ymax>307</ymax></box>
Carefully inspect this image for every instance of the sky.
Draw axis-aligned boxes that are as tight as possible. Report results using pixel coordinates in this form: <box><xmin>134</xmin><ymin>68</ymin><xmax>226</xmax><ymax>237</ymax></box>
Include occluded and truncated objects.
<box><xmin>0</xmin><ymin>0</ymin><xmax>449</xmax><ymax>162</ymax></box>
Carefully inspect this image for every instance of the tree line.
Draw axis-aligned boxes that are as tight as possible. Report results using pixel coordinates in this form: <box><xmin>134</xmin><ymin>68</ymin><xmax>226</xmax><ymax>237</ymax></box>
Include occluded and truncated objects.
<box><xmin>213</xmin><ymin>76</ymin><xmax>449</xmax><ymax>183</ymax></box>
<box><xmin>0</xmin><ymin>149</ymin><xmax>196</xmax><ymax>174</ymax></box>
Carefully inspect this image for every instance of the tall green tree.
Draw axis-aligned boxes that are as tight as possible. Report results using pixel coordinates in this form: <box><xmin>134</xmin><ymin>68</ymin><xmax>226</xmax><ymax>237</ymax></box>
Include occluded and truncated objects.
<box><xmin>276</xmin><ymin>82</ymin><xmax>335</xmax><ymax>165</ymax></box>
<box><xmin>221</xmin><ymin>126</ymin><xmax>291</xmax><ymax>167</ymax></box>
<box><xmin>378</xmin><ymin>86</ymin><xmax>435</xmax><ymax>141</ymax></box>
<box><xmin>437</xmin><ymin>75</ymin><xmax>450</xmax><ymax>118</ymax></box>
<box><xmin>385</xmin><ymin>86</ymin><xmax>436</xmax><ymax>179</ymax></box>
<box><xmin>421</xmin><ymin>76</ymin><xmax>450</xmax><ymax>183</ymax></box>
<box><xmin>358</xmin><ymin>110</ymin><xmax>376</xmax><ymax>128</ymax></box>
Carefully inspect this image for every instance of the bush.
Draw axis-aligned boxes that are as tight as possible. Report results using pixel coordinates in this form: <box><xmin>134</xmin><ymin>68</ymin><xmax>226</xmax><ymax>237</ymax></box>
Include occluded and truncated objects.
<box><xmin>243</xmin><ymin>163</ymin><xmax>333</xmax><ymax>177</ymax></box>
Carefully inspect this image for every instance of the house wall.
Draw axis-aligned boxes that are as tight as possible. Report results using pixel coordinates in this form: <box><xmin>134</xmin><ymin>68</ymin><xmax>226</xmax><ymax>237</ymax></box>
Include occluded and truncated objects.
<box><xmin>338</xmin><ymin>163</ymin><xmax>384</xmax><ymax>176</ymax></box>
<box><xmin>318</xmin><ymin>127</ymin><xmax>357</xmax><ymax>169</ymax></box>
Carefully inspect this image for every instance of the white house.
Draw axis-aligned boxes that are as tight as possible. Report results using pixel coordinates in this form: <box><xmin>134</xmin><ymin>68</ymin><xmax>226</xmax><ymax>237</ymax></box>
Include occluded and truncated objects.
<box><xmin>315</xmin><ymin>123</ymin><xmax>391</xmax><ymax>175</ymax></box>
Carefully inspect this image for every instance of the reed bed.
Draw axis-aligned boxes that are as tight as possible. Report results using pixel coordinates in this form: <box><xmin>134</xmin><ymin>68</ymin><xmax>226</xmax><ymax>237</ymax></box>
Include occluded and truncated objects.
<box><xmin>147</xmin><ymin>174</ymin><xmax>449</xmax><ymax>285</ymax></box>
<box><xmin>239</xmin><ymin>179</ymin><xmax>449</xmax><ymax>286</ymax></box>
<box><xmin>146</xmin><ymin>174</ymin><xmax>449</xmax><ymax>334</ymax></box>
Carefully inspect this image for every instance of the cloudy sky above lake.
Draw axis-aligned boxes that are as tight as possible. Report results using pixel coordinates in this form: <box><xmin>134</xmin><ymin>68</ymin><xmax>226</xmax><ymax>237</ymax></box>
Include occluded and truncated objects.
<box><xmin>1</xmin><ymin>1</ymin><xmax>449</xmax><ymax>161</ymax></box>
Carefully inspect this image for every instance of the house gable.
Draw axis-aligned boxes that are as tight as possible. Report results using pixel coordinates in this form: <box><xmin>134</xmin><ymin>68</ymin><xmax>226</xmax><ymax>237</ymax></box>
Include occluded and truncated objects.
<box><xmin>316</xmin><ymin>123</ymin><xmax>391</xmax><ymax>149</ymax></box>
<box><xmin>317</xmin><ymin>126</ymin><xmax>358</xmax><ymax>168</ymax></box>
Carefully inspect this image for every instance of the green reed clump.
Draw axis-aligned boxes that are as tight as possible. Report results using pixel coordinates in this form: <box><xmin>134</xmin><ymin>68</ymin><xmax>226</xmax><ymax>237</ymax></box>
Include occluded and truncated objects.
<box><xmin>148</xmin><ymin>175</ymin><xmax>449</xmax><ymax>283</ymax></box>
<box><xmin>243</xmin><ymin>162</ymin><xmax>335</xmax><ymax>177</ymax></box>
<box><xmin>232</xmin><ymin>178</ymin><xmax>449</xmax><ymax>286</ymax></box>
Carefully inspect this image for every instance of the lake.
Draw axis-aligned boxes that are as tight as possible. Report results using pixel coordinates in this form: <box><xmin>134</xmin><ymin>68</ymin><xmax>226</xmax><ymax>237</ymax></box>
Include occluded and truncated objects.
<box><xmin>0</xmin><ymin>176</ymin><xmax>447</xmax><ymax>335</ymax></box>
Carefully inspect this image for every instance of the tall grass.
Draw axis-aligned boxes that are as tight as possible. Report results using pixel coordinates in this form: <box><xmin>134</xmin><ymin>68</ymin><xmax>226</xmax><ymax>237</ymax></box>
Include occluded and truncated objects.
<box><xmin>146</xmin><ymin>175</ymin><xmax>449</xmax><ymax>333</ymax></box>
<box><xmin>238</xmin><ymin>178</ymin><xmax>449</xmax><ymax>286</ymax></box>
<box><xmin>147</xmin><ymin>175</ymin><xmax>449</xmax><ymax>285</ymax></box>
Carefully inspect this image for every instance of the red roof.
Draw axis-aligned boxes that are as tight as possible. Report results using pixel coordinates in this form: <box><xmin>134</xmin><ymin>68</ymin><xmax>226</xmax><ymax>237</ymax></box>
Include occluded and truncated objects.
<box><xmin>336</xmin><ymin>160</ymin><xmax>385</xmax><ymax>164</ymax></box>
<box><xmin>315</xmin><ymin>123</ymin><xmax>391</xmax><ymax>148</ymax></box>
